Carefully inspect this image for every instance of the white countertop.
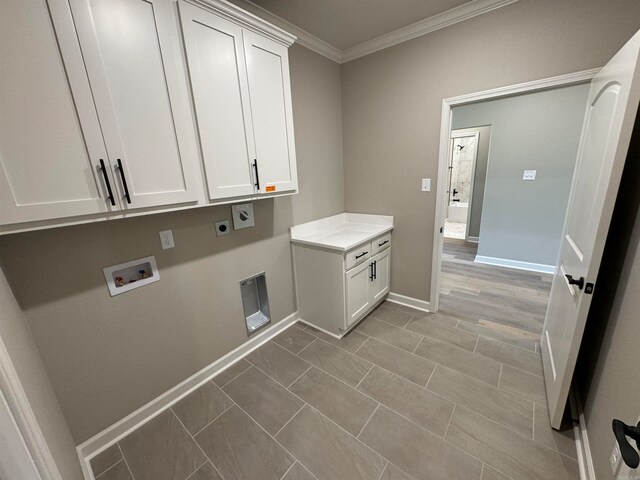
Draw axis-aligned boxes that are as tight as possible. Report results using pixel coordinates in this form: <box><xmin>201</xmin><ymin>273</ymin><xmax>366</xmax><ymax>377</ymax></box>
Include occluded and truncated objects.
<box><xmin>290</xmin><ymin>213</ymin><xmax>393</xmax><ymax>251</ymax></box>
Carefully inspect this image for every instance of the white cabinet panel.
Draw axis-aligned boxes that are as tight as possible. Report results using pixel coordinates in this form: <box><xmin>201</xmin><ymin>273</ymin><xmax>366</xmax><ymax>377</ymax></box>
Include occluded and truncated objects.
<box><xmin>371</xmin><ymin>248</ymin><xmax>391</xmax><ymax>303</ymax></box>
<box><xmin>345</xmin><ymin>260</ymin><xmax>373</xmax><ymax>327</ymax></box>
<box><xmin>69</xmin><ymin>0</ymin><xmax>199</xmax><ymax>209</ymax></box>
<box><xmin>180</xmin><ymin>2</ymin><xmax>256</xmax><ymax>200</ymax></box>
<box><xmin>243</xmin><ymin>31</ymin><xmax>298</xmax><ymax>194</ymax></box>
<box><xmin>0</xmin><ymin>0</ymin><xmax>117</xmax><ymax>225</ymax></box>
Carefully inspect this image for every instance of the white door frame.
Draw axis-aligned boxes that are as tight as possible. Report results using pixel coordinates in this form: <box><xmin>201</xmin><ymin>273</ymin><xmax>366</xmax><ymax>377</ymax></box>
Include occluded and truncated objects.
<box><xmin>429</xmin><ymin>68</ymin><xmax>601</xmax><ymax>312</ymax></box>
<box><xmin>447</xmin><ymin>131</ymin><xmax>480</xmax><ymax>241</ymax></box>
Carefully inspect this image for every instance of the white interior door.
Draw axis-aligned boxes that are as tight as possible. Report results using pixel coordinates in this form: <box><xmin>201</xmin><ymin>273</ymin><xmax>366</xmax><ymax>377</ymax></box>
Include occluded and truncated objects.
<box><xmin>180</xmin><ymin>2</ymin><xmax>257</xmax><ymax>200</ymax></box>
<box><xmin>69</xmin><ymin>0</ymin><xmax>199</xmax><ymax>209</ymax></box>
<box><xmin>243</xmin><ymin>31</ymin><xmax>298</xmax><ymax>194</ymax></box>
<box><xmin>542</xmin><ymin>30</ymin><xmax>640</xmax><ymax>428</ymax></box>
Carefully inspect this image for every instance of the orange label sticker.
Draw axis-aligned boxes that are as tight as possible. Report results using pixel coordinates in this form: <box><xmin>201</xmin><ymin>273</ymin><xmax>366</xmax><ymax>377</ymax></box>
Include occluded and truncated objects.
<box><xmin>265</xmin><ymin>185</ymin><xmax>276</xmax><ymax>192</ymax></box>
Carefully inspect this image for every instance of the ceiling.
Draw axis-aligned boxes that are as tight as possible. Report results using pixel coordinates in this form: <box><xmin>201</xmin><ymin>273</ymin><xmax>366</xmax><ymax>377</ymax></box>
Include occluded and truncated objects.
<box><xmin>245</xmin><ymin>0</ymin><xmax>473</xmax><ymax>50</ymax></box>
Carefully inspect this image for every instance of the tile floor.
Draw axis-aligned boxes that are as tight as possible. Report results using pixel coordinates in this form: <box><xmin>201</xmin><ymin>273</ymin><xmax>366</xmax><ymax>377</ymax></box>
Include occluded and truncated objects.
<box><xmin>90</xmin><ymin>240</ymin><xmax>577</xmax><ymax>480</ymax></box>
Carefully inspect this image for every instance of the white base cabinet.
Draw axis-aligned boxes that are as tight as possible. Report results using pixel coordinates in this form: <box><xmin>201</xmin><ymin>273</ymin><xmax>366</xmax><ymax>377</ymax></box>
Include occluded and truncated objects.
<box><xmin>291</xmin><ymin>214</ymin><xmax>393</xmax><ymax>338</ymax></box>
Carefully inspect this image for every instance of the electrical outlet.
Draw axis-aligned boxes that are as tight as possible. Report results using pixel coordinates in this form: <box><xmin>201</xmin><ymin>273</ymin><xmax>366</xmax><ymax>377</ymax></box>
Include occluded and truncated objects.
<box><xmin>421</xmin><ymin>178</ymin><xmax>431</xmax><ymax>192</ymax></box>
<box><xmin>159</xmin><ymin>230</ymin><xmax>174</xmax><ymax>249</ymax></box>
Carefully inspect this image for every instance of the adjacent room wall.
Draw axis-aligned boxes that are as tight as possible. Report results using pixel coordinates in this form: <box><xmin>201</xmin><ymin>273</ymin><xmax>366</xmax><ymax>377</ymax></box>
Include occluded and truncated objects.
<box><xmin>341</xmin><ymin>0</ymin><xmax>640</xmax><ymax>301</ymax></box>
<box><xmin>0</xmin><ymin>43</ymin><xmax>344</xmax><ymax>444</ymax></box>
<box><xmin>0</xmin><ymin>266</ymin><xmax>83</xmax><ymax>480</ymax></box>
<box><xmin>452</xmin><ymin>85</ymin><xmax>589</xmax><ymax>267</ymax></box>
<box><xmin>449</xmin><ymin>126</ymin><xmax>491</xmax><ymax>239</ymax></box>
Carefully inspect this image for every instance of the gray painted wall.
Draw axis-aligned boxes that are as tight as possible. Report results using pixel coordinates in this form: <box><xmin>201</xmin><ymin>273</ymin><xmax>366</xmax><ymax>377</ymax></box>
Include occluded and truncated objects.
<box><xmin>342</xmin><ymin>0</ymin><xmax>640</xmax><ymax>300</ymax></box>
<box><xmin>452</xmin><ymin>85</ymin><xmax>589</xmax><ymax>266</ymax></box>
<box><xmin>0</xmin><ymin>43</ymin><xmax>345</xmax><ymax>443</ymax></box>
<box><xmin>450</xmin><ymin>126</ymin><xmax>491</xmax><ymax>239</ymax></box>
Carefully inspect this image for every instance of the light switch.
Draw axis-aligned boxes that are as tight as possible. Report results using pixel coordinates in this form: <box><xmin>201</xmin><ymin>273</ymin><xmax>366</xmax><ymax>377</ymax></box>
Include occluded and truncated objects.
<box><xmin>523</xmin><ymin>170</ymin><xmax>537</xmax><ymax>181</ymax></box>
<box><xmin>421</xmin><ymin>178</ymin><xmax>431</xmax><ymax>192</ymax></box>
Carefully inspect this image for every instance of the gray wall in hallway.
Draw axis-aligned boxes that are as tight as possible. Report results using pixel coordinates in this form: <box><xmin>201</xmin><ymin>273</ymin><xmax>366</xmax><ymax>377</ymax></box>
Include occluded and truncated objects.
<box><xmin>452</xmin><ymin>84</ymin><xmax>589</xmax><ymax>266</ymax></box>
<box><xmin>0</xmin><ymin>43</ymin><xmax>345</xmax><ymax>443</ymax></box>
<box><xmin>341</xmin><ymin>0</ymin><xmax>640</xmax><ymax>300</ymax></box>
<box><xmin>449</xmin><ymin>126</ymin><xmax>491</xmax><ymax>239</ymax></box>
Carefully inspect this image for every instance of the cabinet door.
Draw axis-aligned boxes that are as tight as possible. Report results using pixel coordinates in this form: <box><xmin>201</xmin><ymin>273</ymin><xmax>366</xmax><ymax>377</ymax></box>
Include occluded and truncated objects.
<box><xmin>371</xmin><ymin>248</ymin><xmax>391</xmax><ymax>303</ymax></box>
<box><xmin>180</xmin><ymin>2</ymin><xmax>256</xmax><ymax>200</ymax></box>
<box><xmin>243</xmin><ymin>31</ymin><xmax>298</xmax><ymax>194</ymax></box>
<box><xmin>69</xmin><ymin>0</ymin><xmax>199</xmax><ymax>209</ymax></box>
<box><xmin>0</xmin><ymin>0</ymin><xmax>119</xmax><ymax>226</ymax></box>
<box><xmin>345</xmin><ymin>260</ymin><xmax>373</xmax><ymax>328</ymax></box>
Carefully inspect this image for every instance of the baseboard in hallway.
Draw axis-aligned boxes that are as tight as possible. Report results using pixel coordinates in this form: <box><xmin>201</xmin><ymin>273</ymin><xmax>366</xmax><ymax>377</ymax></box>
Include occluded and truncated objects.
<box><xmin>474</xmin><ymin>255</ymin><xmax>556</xmax><ymax>274</ymax></box>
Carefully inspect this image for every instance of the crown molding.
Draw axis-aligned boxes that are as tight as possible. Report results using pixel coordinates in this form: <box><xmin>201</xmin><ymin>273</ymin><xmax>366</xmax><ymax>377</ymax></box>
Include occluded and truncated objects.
<box><xmin>230</xmin><ymin>0</ymin><xmax>519</xmax><ymax>63</ymax></box>
<box><xmin>340</xmin><ymin>0</ymin><xmax>519</xmax><ymax>62</ymax></box>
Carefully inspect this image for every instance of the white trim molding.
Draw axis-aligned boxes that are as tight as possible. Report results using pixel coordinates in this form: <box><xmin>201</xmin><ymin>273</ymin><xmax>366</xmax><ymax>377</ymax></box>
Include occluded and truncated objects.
<box><xmin>570</xmin><ymin>387</ymin><xmax>596</xmax><ymax>480</ymax></box>
<box><xmin>387</xmin><ymin>292</ymin><xmax>430</xmax><ymax>313</ymax></box>
<box><xmin>76</xmin><ymin>311</ymin><xmax>299</xmax><ymax>480</ymax></box>
<box><xmin>474</xmin><ymin>255</ymin><xmax>556</xmax><ymax>274</ymax></box>
<box><xmin>340</xmin><ymin>0</ymin><xmax>519</xmax><ymax>63</ymax></box>
<box><xmin>233</xmin><ymin>0</ymin><xmax>519</xmax><ymax>64</ymax></box>
<box><xmin>430</xmin><ymin>68</ymin><xmax>600</xmax><ymax>312</ymax></box>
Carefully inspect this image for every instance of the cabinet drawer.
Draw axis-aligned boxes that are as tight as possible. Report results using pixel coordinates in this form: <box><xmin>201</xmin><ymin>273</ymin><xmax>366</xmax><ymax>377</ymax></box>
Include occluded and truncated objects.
<box><xmin>345</xmin><ymin>244</ymin><xmax>371</xmax><ymax>270</ymax></box>
<box><xmin>371</xmin><ymin>232</ymin><xmax>391</xmax><ymax>255</ymax></box>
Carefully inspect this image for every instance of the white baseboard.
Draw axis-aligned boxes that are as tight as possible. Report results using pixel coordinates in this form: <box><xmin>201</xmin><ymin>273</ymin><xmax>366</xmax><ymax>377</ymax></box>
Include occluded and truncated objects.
<box><xmin>474</xmin><ymin>255</ymin><xmax>555</xmax><ymax>274</ymax></box>
<box><xmin>76</xmin><ymin>311</ymin><xmax>299</xmax><ymax>480</ymax></box>
<box><xmin>466</xmin><ymin>236</ymin><xmax>479</xmax><ymax>243</ymax></box>
<box><xmin>570</xmin><ymin>387</ymin><xmax>596</xmax><ymax>480</ymax></box>
<box><xmin>387</xmin><ymin>292</ymin><xmax>430</xmax><ymax>313</ymax></box>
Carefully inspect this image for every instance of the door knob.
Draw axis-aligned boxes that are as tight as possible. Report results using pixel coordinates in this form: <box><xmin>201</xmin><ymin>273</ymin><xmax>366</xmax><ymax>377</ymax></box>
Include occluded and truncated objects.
<box><xmin>613</xmin><ymin>419</ymin><xmax>640</xmax><ymax>468</ymax></box>
<box><xmin>565</xmin><ymin>274</ymin><xmax>585</xmax><ymax>290</ymax></box>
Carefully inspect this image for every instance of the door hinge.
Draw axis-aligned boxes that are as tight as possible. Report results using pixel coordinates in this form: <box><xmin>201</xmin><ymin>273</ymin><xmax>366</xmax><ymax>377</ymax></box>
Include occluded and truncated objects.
<box><xmin>585</xmin><ymin>282</ymin><xmax>595</xmax><ymax>295</ymax></box>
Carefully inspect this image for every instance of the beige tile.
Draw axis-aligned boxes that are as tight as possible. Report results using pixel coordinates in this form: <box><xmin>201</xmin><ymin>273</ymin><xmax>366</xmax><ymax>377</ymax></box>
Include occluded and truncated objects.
<box><xmin>91</xmin><ymin>444</ymin><xmax>122</xmax><ymax>477</ymax></box>
<box><xmin>195</xmin><ymin>405</ymin><xmax>293</xmax><ymax>480</ymax></box>
<box><xmin>415</xmin><ymin>336</ymin><xmax>501</xmax><ymax>387</ymax></box>
<box><xmin>357</xmin><ymin>367</ymin><xmax>453</xmax><ymax>437</ymax></box>
<box><xmin>276</xmin><ymin>405</ymin><xmax>386</xmax><ymax>480</ymax></box>
<box><xmin>172</xmin><ymin>381</ymin><xmax>233</xmax><ymax>435</ymax></box>
<box><xmin>246</xmin><ymin>341</ymin><xmax>310</xmax><ymax>387</ymax></box>
<box><xmin>369</xmin><ymin>304</ymin><xmax>414</xmax><ymax>328</ymax></box>
<box><xmin>273</xmin><ymin>326</ymin><xmax>316</xmax><ymax>354</ymax></box>
<box><xmin>356</xmin><ymin>317</ymin><xmax>422</xmax><ymax>352</ymax></box>
<box><xmin>223</xmin><ymin>367</ymin><xmax>304</xmax><ymax>435</ymax></box>
<box><xmin>189</xmin><ymin>462</ymin><xmax>223</xmax><ymax>480</ymax></box>
<box><xmin>212</xmin><ymin>359</ymin><xmax>251</xmax><ymax>387</ymax></box>
<box><xmin>359</xmin><ymin>406</ymin><xmax>482</xmax><ymax>480</ymax></box>
<box><xmin>380</xmin><ymin>463</ymin><xmax>414</xmax><ymax>480</ymax></box>
<box><xmin>298</xmin><ymin>338</ymin><xmax>372</xmax><ymax>387</ymax></box>
<box><xmin>282</xmin><ymin>462</ymin><xmax>317</xmax><ymax>480</ymax></box>
<box><xmin>405</xmin><ymin>313</ymin><xmax>478</xmax><ymax>351</ymax></box>
<box><xmin>96</xmin><ymin>461</ymin><xmax>132</xmax><ymax>480</ymax></box>
<box><xmin>476</xmin><ymin>337</ymin><xmax>543</xmax><ymax>377</ymax></box>
<box><xmin>499</xmin><ymin>365</ymin><xmax>547</xmax><ymax>405</ymax></box>
<box><xmin>427</xmin><ymin>366</ymin><xmax>533</xmax><ymax>437</ymax></box>
<box><xmin>446</xmin><ymin>406</ymin><xmax>579</xmax><ymax>480</ymax></box>
<box><xmin>289</xmin><ymin>366</ymin><xmax>378</xmax><ymax>436</ymax></box>
<box><xmin>305</xmin><ymin>325</ymin><xmax>369</xmax><ymax>353</ymax></box>
<box><xmin>481</xmin><ymin>465</ymin><xmax>512</xmax><ymax>480</ymax></box>
<box><xmin>356</xmin><ymin>339</ymin><xmax>435</xmax><ymax>386</ymax></box>
<box><xmin>120</xmin><ymin>410</ymin><xmax>205</xmax><ymax>480</ymax></box>
<box><xmin>533</xmin><ymin>403</ymin><xmax>577</xmax><ymax>459</ymax></box>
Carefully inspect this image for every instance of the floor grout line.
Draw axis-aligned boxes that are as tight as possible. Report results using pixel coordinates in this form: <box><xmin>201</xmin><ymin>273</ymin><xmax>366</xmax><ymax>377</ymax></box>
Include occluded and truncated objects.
<box><xmin>190</xmin><ymin>402</ymin><xmax>235</xmax><ymax>437</ymax></box>
<box><xmin>275</xmin><ymin>402</ymin><xmax>307</xmax><ymax>437</ymax></box>
<box><xmin>278</xmin><ymin>459</ymin><xmax>296</xmax><ymax>480</ymax></box>
<box><xmin>354</xmin><ymin>363</ymin><xmax>375</xmax><ymax>389</ymax></box>
<box><xmin>287</xmin><ymin>365</ymin><xmax>314</xmax><ymax>388</ymax></box>
<box><xmin>443</xmin><ymin>404</ymin><xmax>456</xmax><ymax>438</ymax></box>
<box><xmin>94</xmin><ymin>458</ymin><xmax>124</xmax><ymax>479</ymax></box>
<box><xmin>116</xmin><ymin>443</ymin><xmax>137</xmax><ymax>480</ymax></box>
<box><xmin>356</xmin><ymin>403</ymin><xmax>380</xmax><ymax>439</ymax></box>
<box><xmin>183</xmin><ymin>460</ymin><xmax>210</xmax><ymax>480</ymax></box>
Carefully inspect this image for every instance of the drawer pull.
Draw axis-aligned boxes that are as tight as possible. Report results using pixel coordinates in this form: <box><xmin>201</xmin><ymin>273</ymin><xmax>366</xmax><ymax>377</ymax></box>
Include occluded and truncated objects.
<box><xmin>373</xmin><ymin>260</ymin><xmax>377</xmax><ymax>279</ymax></box>
<box><xmin>116</xmin><ymin>158</ymin><xmax>131</xmax><ymax>204</ymax></box>
<box><xmin>355</xmin><ymin>251</ymin><xmax>368</xmax><ymax>259</ymax></box>
<box><xmin>378</xmin><ymin>240</ymin><xmax>389</xmax><ymax>247</ymax></box>
<box><xmin>369</xmin><ymin>262</ymin><xmax>374</xmax><ymax>281</ymax></box>
<box><xmin>99</xmin><ymin>159</ymin><xmax>115</xmax><ymax>206</ymax></box>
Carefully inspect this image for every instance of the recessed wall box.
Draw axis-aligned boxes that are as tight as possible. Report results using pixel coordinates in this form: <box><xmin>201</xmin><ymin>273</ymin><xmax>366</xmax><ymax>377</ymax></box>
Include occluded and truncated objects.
<box><xmin>240</xmin><ymin>272</ymin><xmax>271</xmax><ymax>335</ymax></box>
<box><xmin>103</xmin><ymin>255</ymin><xmax>159</xmax><ymax>296</ymax></box>
<box><xmin>232</xmin><ymin>203</ymin><xmax>255</xmax><ymax>229</ymax></box>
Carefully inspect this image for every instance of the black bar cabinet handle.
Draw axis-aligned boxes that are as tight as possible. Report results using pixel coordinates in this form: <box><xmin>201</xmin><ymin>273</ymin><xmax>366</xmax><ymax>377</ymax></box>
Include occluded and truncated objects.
<box><xmin>356</xmin><ymin>251</ymin><xmax>368</xmax><ymax>259</ymax></box>
<box><xmin>116</xmin><ymin>158</ymin><xmax>131</xmax><ymax>204</ymax></box>
<box><xmin>369</xmin><ymin>262</ymin><xmax>374</xmax><ymax>281</ymax></box>
<box><xmin>99</xmin><ymin>159</ymin><xmax>116</xmax><ymax>206</ymax></box>
<box><xmin>378</xmin><ymin>240</ymin><xmax>389</xmax><ymax>247</ymax></box>
<box><xmin>253</xmin><ymin>159</ymin><xmax>260</xmax><ymax>191</ymax></box>
<box><xmin>374</xmin><ymin>260</ymin><xmax>377</xmax><ymax>279</ymax></box>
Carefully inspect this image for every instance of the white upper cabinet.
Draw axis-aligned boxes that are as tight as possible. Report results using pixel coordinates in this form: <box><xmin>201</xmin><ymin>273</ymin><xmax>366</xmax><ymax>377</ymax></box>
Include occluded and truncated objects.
<box><xmin>180</xmin><ymin>0</ymin><xmax>298</xmax><ymax>200</ymax></box>
<box><xmin>243</xmin><ymin>31</ymin><xmax>298</xmax><ymax>194</ymax></box>
<box><xmin>68</xmin><ymin>0</ymin><xmax>199</xmax><ymax>209</ymax></box>
<box><xmin>0</xmin><ymin>0</ymin><xmax>119</xmax><ymax>225</ymax></box>
<box><xmin>180</xmin><ymin>2</ymin><xmax>256</xmax><ymax>200</ymax></box>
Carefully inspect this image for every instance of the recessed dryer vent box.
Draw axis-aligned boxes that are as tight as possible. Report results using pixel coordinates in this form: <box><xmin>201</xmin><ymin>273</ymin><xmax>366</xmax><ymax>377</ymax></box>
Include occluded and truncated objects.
<box><xmin>103</xmin><ymin>255</ymin><xmax>159</xmax><ymax>296</ymax></box>
<box><xmin>240</xmin><ymin>272</ymin><xmax>271</xmax><ymax>336</ymax></box>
